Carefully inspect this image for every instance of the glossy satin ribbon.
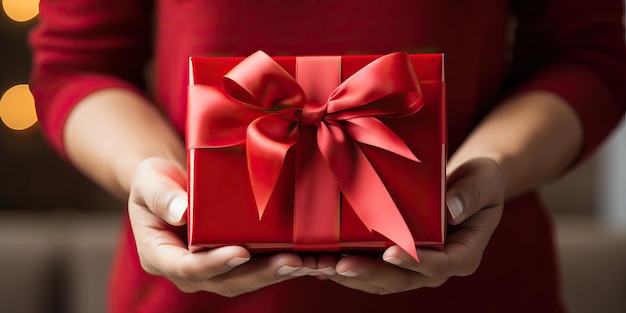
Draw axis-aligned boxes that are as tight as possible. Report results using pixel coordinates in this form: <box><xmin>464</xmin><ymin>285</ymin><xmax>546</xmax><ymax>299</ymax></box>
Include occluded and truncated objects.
<box><xmin>188</xmin><ymin>51</ymin><xmax>423</xmax><ymax>260</ymax></box>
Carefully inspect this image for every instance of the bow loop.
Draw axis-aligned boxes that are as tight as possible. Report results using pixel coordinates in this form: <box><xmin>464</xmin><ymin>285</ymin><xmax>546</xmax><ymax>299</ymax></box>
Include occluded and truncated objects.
<box><xmin>325</xmin><ymin>52</ymin><xmax>423</xmax><ymax>119</ymax></box>
<box><xmin>223</xmin><ymin>50</ymin><xmax>306</xmax><ymax>110</ymax></box>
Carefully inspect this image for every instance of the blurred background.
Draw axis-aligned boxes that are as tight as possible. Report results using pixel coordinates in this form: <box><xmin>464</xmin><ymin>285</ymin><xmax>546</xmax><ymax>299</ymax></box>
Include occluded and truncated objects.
<box><xmin>0</xmin><ymin>1</ymin><xmax>624</xmax><ymax>313</ymax></box>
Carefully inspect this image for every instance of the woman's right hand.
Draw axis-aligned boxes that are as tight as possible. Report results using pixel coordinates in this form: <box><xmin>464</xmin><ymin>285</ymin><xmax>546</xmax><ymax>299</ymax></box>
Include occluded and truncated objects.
<box><xmin>127</xmin><ymin>157</ymin><xmax>306</xmax><ymax>297</ymax></box>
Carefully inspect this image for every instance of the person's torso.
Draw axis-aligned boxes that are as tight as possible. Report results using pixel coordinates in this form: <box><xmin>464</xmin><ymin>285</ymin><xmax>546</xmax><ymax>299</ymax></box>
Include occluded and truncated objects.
<box><xmin>152</xmin><ymin>0</ymin><xmax>513</xmax><ymax>153</ymax></box>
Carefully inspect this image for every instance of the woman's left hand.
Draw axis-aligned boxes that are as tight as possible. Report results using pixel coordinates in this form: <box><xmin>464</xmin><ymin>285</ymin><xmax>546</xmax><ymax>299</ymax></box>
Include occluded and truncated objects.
<box><xmin>318</xmin><ymin>157</ymin><xmax>504</xmax><ymax>294</ymax></box>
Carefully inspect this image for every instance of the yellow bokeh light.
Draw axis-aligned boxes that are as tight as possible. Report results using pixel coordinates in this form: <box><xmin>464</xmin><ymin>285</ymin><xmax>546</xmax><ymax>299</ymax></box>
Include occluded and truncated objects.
<box><xmin>0</xmin><ymin>84</ymin><xmax>38</xmax><ymax>131</ymax></box>
<box><xmin>2</xmin><ymin>0</ymin><xmax>39</xmax><ymax>22</ymax></box>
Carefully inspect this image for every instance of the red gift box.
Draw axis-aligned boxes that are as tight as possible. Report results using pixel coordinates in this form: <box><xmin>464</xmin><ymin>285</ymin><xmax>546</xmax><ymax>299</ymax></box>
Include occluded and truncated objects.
<box><xmin>187</xmin><ymin>51</ymin><xmax>446</xmax><ymax>261</ymax></box>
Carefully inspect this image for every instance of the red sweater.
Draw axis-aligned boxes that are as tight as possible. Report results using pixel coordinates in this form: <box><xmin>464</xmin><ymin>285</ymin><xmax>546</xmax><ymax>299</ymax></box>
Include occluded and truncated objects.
<box><xmin>30</xmin><ymin>1</ymin><xmax>626</xmax><ymax>312</ymax></box>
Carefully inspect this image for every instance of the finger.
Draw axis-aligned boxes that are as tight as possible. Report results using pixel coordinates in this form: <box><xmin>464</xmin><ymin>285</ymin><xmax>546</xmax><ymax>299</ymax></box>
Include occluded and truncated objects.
<box><xmin>385</xmin><ymin>204</ymin><xmax>502</xmax><ymax>278</ymax></box>
<box><xmin>128</xmin><ymin>197</ymin><xmax>251</xmax><ymax>278</ymax></box>
<box><xmin>331</xmin><ymin>255</ymin><xmax>441</xmax><ymax>294</ymax></box>
<box><xmin>331</xmin><ymin>255</ymin><xmax>393</xmax><ymax>294</ymax></box>
<box><xmin>202</xmin><ymin>253</ymin><xmax>303</xmax><ymax>297</ymax></box>
<box><xmin>384</xmin><ymin>245</ymin><xmax>451</xmax><ymax>278</ymax></box>
<box><xmin>290</xmin><ymin>254</ymin><xmax>317</xmax><ymax>276</ymax></box>
<box><xmin>130</xmin><ymin>158</ymin><xmax>188</xmax><ymax>226</ymax></box>
<box><xmin>292</xmin><ymin>254</ymin><xmax>337</xmax><ymax>277</ymax></box>
<box><xmin>446</xmin><ymin>157</ymin><xmax>505</xmax><ymax>224</ymax></box>
<box><xmin>441</xmin><ymin>204</ymin><xmax>502</xmax><ymax>276</ymax></box>
<box><xmin>292</xmin><ymin>254</ymin><xmax>337</xmax><ymax>280</ymax></box>
<box><xmin>162</xmin><ymin>246</ymin><xmax>252</xmax><ymax>281</ymax></box>
<box><xmin>316</xmin><ymin>254</ymin><xmax>338</xmax><ymax>275</ymax></box>
<box><xmin>382</xmin><ymin>245</ymin><xmax>420</xmax><ymax>269</ymax></box>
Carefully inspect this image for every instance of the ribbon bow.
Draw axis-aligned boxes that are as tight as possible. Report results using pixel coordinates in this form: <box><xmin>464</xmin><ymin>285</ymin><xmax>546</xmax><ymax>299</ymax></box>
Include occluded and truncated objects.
<box><xmin>188</xmin><ymin>51</ymin><xmax>423</xmax><ymax>260</ymax></box>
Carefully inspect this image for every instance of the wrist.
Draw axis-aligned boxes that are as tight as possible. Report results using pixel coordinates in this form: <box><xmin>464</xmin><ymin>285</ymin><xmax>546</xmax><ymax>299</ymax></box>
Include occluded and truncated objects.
<box><xmin>64</xmin><ymin>88</ymin><xmax>186</xmax><ymax>200</ymax></box>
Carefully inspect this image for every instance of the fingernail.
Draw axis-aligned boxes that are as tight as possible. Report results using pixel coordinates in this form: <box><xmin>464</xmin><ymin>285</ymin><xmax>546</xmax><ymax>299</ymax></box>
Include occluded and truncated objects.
<box><xmin>168</xmin><ymin>196</ymin><xmax>188</xmax><ymax>222</ymax></box>
<box><xmin>277</xmin><ymin>265</ymin><xmax>300</xmax><ymax>276</ymax></box>
<box><xmin>318</xmin><ymin>266</ymin><xmax>336</xmax><ymax>275</ymax></box>
<box><xmin>383</xmin><ymin>255</ymin><xmax>403</xmax><ymax>266</ymax></box>
<box><xmin>338</xmin><ymin>270</ymin><xmax>359</xmax><ymax>278</ymax></box>
<box><xmin>290</xmin><ymin>267</ymin><xmax>314</xmax><ymax>277</ymax></box>
<box><xmin>447</xmin><ymin>195</ymin><xmax>463</xmax><ymax>221</ymax></box>
<box><xmin>226</xmin><ymin>257</ymin><xmax>250</xmax><ymax>267</ymax></box>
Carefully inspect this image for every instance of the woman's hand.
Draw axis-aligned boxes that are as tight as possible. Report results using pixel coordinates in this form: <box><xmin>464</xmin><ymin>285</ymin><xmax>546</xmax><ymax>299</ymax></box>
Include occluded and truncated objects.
<box><xmin>60</xmin><ymin>89</ymin><xmax>317</xmax><ymax>297</ymax></box>
<box><xmin>320</xmin><ymin>157</ymin><xmax>504</xmax><ymax>294</ymax></box>
<box><xmin>127</xmin><ymin>157</ymin><xmax>306</xmax><ymax>297</ymax></box>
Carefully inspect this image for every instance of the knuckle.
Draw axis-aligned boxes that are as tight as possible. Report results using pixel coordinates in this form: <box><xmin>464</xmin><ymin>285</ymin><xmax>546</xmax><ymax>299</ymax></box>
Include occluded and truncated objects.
<box><xmin>130</xmin><ymin>159</ymin><xmax>155</xmax><ymax>191</ymax></box>
<box><xmin>370</xmin><ymin>285</ymin><xmax>393</xmax><ymax>295</ymax></box>
<box><xmin>150</xmin><ymin>184</ymin><xmax>171</xmax><ymax>214</ymax></box>
<box><xmin>139</xmin><ymin>258</ymin><xmax>160</xmax><ymax>276</ymax></box>
<box><xmin>175</xmin><ymin>282</ymin><xmax>201</xmax><ymax>294</ymax></box>
<box><xmin>201</xmin><ymin>266</ymin><xmax>225</xmax><ymax>279</ymax></box>
<box><xmin>459</xmin><ymin>257</ymin><xmax>481</xmax><ymax>277</ymax></box>
<box><xmin>130</xmin><ymin>158</ymin><xmax>178</xmax><ymax>215</ymax></box>
<box><xmin>254</xmin><ymin>271</ymin><xmax>279</xmax><ymax>286</ymax></box>
<box><xmin>423</xmin><ymin>276</ymin><xmax>449</xmax><ymax>288</ymax></box>
<box><xmin>491</xmin><ymin>160</ymin><xmax>506</xmax><ymax>184</ymax></box>
<box><xmin>393</xmin><ymin>273</ymin><xmax>416</xmax><ymax>292</ymax></box>
<box><xmin>179</xmin><ymin>255</ymin><xmax>226</xmax><ymax>280</ymax></box>
<box><xmin>174</xmin><ymin>258</ymin><xmax>214</xmax><ymax>282</ymax></box>
<box><xmin>424</xmin><ymin>258</ymin><xmax>449</xmax><ymax>277</ymax></box>
<box><xmin>175</xmin><ymin>267</ymin><xmax>205</xmax><ymax>282</ymax></box>
<box><xmin>469</xmin><ymin>182</ymin><xmax>481</xmax><ymax>210</ymax></box>
<box><xmin>216</xmin><ymin>280</ymin><xmax>246</xmax><ymax>298</ymax></box>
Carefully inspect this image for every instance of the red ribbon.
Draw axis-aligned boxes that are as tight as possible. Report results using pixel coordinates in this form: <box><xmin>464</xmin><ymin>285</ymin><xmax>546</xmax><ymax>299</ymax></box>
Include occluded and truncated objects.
<box><xmin>188</xmin><ymin>51</ymin><xmax>423</xmax><ymax>260</ymax></box>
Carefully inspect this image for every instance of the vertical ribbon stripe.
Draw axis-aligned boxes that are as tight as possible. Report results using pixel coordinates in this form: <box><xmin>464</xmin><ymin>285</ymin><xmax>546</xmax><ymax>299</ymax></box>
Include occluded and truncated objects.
<box><xmin>293</xmin><ymin>56</ymin><xmax>342</xmax><ymax>250</ymax></box>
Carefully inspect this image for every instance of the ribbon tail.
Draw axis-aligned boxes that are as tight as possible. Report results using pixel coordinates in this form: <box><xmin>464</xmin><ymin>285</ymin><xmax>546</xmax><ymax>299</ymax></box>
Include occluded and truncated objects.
<box><xmin>318</xmin><ymin>123</ymin><xmax>418</xmax><ymax>261</ymax></box>
<box><xmin>246</xmin><ymin>115</ymin><xmax>298</xmax><ymax>219</ymax></box>
<box><xmin>223</xmin><ymin>51</ymin><xmax>306</xmax><ymax>110</ymax></box>
<box><xmin>343</xmin><ymin>117</ymin><xmax>420</xmax><ymax>162</ymax></box>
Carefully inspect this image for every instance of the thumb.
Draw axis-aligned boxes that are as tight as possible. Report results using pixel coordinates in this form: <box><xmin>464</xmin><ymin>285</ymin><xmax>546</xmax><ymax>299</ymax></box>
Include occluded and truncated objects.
<box><xmin>130</xmin><ymin>157</ymin><xmax>188</xmax><ymax>226</ymax></box>
<box><xmin>446</xmin><ymin>157</ymin><xmax>505</xmax><ymax>225</ymax></box>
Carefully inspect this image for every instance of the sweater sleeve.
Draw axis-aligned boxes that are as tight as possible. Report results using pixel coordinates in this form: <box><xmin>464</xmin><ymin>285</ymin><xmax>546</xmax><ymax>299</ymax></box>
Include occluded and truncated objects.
<box><xmin>29</xmin><ymin>0</ymin><xmax>154</xmax><ymax>157</ymax></box>
<box><xmin>508</xmin><ymin>0</ymin><xmax>626</xmax><ymax>163</ymax></box>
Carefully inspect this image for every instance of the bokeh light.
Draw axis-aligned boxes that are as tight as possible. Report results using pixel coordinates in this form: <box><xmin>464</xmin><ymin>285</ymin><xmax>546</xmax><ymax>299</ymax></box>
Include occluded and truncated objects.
<box><xmin>0</xmin><ymin>84</ymin><xmax>38</xmax><ymax>131</ymax></box>
<box><xmin>2</xmin><ymin>0</ymin><xmax>39</xmax><ymax>22</ymax></box>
